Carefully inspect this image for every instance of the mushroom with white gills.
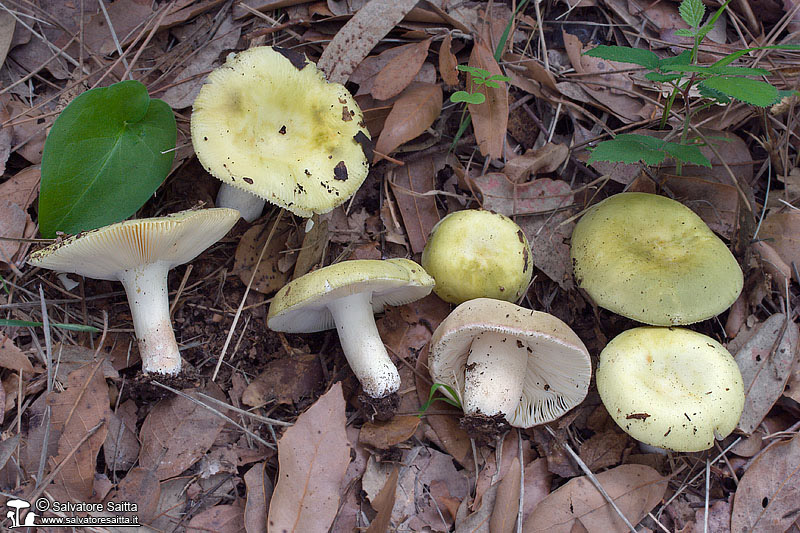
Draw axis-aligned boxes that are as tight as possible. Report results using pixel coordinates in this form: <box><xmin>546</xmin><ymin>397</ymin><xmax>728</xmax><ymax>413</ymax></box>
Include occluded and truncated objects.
<box><xmin>28</xmin><ymin>208</ymin><xmax>239</xmax><ymax>376</ymax></box>
<box><xmin>570</xmin><ymin>192</ymin><xmax>743</xmax><ymax>326</ymax></box>
<box><xmin>268</xmin><ymin>259</ymin><xmax>434</xmax><ymax>419</ymax></box>
<box><xmin>429</xmin><ymin>298</ymin><xmax>592</xmax><ymax>440</ymax></box>
<box><xmin>596</xmin><ymin>327</ymin><xmax>744</xmax><ymax>453</ymax></box>
<box><xmin>191</xmin><ymin>45</ymin><xmax>372</xmax><ymax>222</ymax></box>
<box><xmin>421</xmin><ymin>209</ymin><xmax>533</xmax><ymax>304</ymax></box>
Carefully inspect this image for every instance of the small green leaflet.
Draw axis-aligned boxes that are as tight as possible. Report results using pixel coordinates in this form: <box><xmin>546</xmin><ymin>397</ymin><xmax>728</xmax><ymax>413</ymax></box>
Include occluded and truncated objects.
<box><xmin>679</xmin><ymin>0</ymin><xmax>706</xmax><ymax>28</ymax></box>
<box><xmin>583</xmin><ymin>45</ymin><xmax>660</xmax><ymax>70</ymax></box>
<box><xmin>588</xmin><ymin>134</ymin><xmax>711</xmax><ymax>167</ymax></box>
<box><xmin>699</xmin><ymin>76</ymin><xmax>779</xmax><ymax>107</ymax></box>
<box><xmin>39</xmin><ymin>80</ymin><xmax>176</xmax><ymax>238</ymax></box>
<box><xmin>0</xmin><ymin>319</ymin><xmax>100</xmax><ymax>332</ymax></box>
<box><xmin>450</xmin><ymin>91</ymin><xmax>486</xmax><ymax>104</ymax></box>
<box><xmin>418</xmin><ymin>383</ymin><xmax>462</xmax><ymax>416</ymax></box>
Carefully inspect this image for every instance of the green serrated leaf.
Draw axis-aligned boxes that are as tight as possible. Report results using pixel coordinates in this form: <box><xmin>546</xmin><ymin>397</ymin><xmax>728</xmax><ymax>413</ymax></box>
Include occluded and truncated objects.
<box><xmin>0</xmin><ymin>318</ymin><xmax>100</xmax><ymax>332</ymax></box>
<box><xmin>584</xmin><ymin>45</ymin><xmax>661</xmax><ymax>70</ymax></box>
<box><xmin>699</xmin><ymin>76</ymin><xmax>779</xmax><ymax>106</ymax></box>
<box><xmin>645</xmin><ymin>72</ymin><xmax>683</xmax><ymax>83</ymax></box>
<box><xmin>663</xmin><ymin>142</ymin><xmax>712</xmax><ymax>167</ymax></box>
<box><xmin>679</xmin><ymin>0</ymin><xmax>706</xmax><ymax>28</ymax></box>
<box><xmin>457</xmin><ymin>65</ymin><xmax>490</xmax><ymax>78</ymax></box>
<box><xmin>674</xmin><ymin>29</ymin><xmax>696</xmax><ymax>37</ymax></box>
<box><xmin>661</xmin><ymin>64</ymin><xmax>770</xmax><ymax>77</ymax></box>
<box><xmin>661</xmin><ymin>50</ymin><xmax>692</xmax><ymax>69</ymax></box>
<box><xmin>450</xmin><ymin>91</ymin><xmax>485</xmax><ymax>104</ymax></box>
<box><xmin>587</xmin><ymin>134</ymin><xmax>668</xmax><ymax>166</ymax></box>
<box><xmin>39</xmin><ymin>80</ymin><xmax>176</xmax><ymax>238</ymax></box>
<box><xmin>487</xmin><ymin>74</ymin><xmax>511</xmax><ymax>82</ymax></box>
<box><xmin>698</xmin><ymin>84</ymin><xmax>732</xmax><ymax>103</ymax></box>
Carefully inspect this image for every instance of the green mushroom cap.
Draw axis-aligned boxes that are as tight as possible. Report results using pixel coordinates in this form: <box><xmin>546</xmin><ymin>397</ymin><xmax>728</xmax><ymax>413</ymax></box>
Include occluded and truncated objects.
<box><xmin>570</xmin><ymin>192</ymin><xmax>743</xmax><ymax>325</ymax></box>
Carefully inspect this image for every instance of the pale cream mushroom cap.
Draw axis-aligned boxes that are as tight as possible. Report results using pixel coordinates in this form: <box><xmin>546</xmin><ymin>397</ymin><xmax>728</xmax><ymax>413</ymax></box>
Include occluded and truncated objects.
<box><xmin>267</xmin><ymin>258</ymin><xmax>434</xmax><ymax>333</ymax></box>
<box><xmin>429</xmin><ymin>298</ymin><xmax>591</xmax><ymax>428</ymax></box>
<box><xmin>422</xmin><ymin>210</ymin><xmax>532</xmax><ymax>304</ymax></box>
<box><xmin>28</xmin><ymin>208</ymin><xmax>240</xmax><ymax>277</ymax></box>
<box><xmin>571</xmin><ymin>192</ymin><xmax>743</xmax><ymax>325</ymax></box>
<box><xmin>191</xmin><ymin>46</ymin><xmax>372</xmax><ymax>218</ymax></box>
<box><xmin>596</xmin><ymin>327</ymin><xmax>745</xmax><ymax>452</ymax></box>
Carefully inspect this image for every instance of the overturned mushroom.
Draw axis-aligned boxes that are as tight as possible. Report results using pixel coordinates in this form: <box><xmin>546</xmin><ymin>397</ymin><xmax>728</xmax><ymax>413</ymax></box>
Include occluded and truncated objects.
<box><xmin>28</xmin><ymin>208</ymin><xmax>239</xmax><ymax>376</ymax></box>
<box><xmin>429</xmin><ymin>298</ymin><xmax>591</xmax><ymax>440</ymax></box>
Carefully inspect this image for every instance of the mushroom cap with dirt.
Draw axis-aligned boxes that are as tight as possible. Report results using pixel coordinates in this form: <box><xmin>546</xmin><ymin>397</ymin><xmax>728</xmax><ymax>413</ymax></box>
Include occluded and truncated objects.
<box><xmin>596</xmin><ymin>327</ymin><xmax>744</xmax><ymax>452</ymax></box>
<box><xmin>428</xmin><ymin>298</ymin><xmax>591</xmax><ymax>440</ymax></box>
<box><xmin>28</xmin><ymin>208</ymin><xmax>239</xmax><ymax>376</ymax></box>
<box><xmin>570</xmin><ymin>192</ymin><xmax>743</xmax><ymax>325</ymax></box>
<box><xmin>267</xmin><ymin>259</ymin><xmax>434</xmax><ymax>414</ymax></box>
<box><xmin>191</xmin><ymin>45</ymin><xmax>372</xmax><ymax>222</ymax></box>
<box><xmin>422</xmin><ymin>210</ymin><xmax>533</xmax><ymax>304</ymax></box>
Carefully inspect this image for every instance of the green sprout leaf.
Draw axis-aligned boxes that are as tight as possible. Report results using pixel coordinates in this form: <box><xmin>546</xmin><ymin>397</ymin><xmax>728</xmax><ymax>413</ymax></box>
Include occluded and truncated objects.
<box><xmin>663</xmin><ymin>142</ymin><xmax>712</xmax><ymax>167</ymax></box>
<box><xmin>674</xmin><ymin>28</ymin><xmax>697</xmax><ymax>37</ymax></box>
<box><xmin>584</xmin><ymin>45</ymin><xmax>661</xmax><ymax>70</ymax></box>
<box><xmin>450</xmin><ymin>91</ymin><xmax>486</xmax><ymax>104</ymax></box>
<box><xmin>418</xmin><ymin>383</ymin><xmax>462</xmax><ymax>416</ymax></box>
<box><xmin>679</xmin><ymin>0</ymin><xmax>706</xmax><ymax>28</ymax></box>
<box><xmin>699</xmin><ymin>76</ymin><xmax>780</xmax><ymax>107</ymax></box>
<box><xmin>39</xmin><ymin>80</ymin><xmax>177</xmax><ymax>238</ymax></box>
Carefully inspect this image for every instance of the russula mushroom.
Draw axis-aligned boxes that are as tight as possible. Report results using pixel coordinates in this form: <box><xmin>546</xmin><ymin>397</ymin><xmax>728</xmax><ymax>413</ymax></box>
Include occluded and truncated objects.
<box><xmin>28</xmin><ymin>208</ymin><xmax>239</xmax><ymax>376</ymax></box>
<box><xmin>421</xmin><ymin>210</ymin><xmax>533</xmax><ymax>304</ymax></box>
<box><xmin>428</xmin><ymin>298</ymin><xmax>591</xmax><ymax>439</ymax></box>
<box><xmin>597</xmin><ymin>327</ymin><xmax>744</xmax><ymax>452</ymax></box>
<box><xmin>267</xmin><ymin>259</ymin><xmax>434</xmax><ymax>416</ymax></box>
<box><xmin>571</xmin><ymin>192</ymin><xmax>743</xmax><ymax>325</ymax></box>
<box><xmin>191</xmin><ymin>46</ymin><xmax>372</xmax><ymax>222</ymax></box>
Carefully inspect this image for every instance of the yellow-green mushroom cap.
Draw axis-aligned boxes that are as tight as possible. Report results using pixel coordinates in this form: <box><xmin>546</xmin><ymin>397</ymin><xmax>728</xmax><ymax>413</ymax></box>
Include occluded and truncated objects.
<box><xmin>422</xmin><ymin>210</ymin><xmax>532</xmax><ymax>304</ymax></box>
<box><xmin>191</xmin><ymin>46</ymin><xmax>372</xmax><ymax>218</ymax></box>
<box><xmin>571</xmin><ymin>192</ymin><xmax>743</xmax><ymax>325</ymax></box>
<box><xmin>597</xmin><ymin>327</ymin><xmax>744</xmax><ymax>452</ymax></box>
<box><xmin>267</xmin><ymin>259</ymin><xmax>434</xmax><ymax>399</ymax></box>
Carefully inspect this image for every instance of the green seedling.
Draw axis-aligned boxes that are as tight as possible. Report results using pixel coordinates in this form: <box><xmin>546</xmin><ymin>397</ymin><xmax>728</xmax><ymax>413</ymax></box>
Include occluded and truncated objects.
<box><xmin>450</xmin><ymin>65</ymin><xmax>511</xmax><ymax>105</ymax></box>
<box><xmin>39</xmin><ymin>80</ymin><xmax>177</xmax><ymax>238</ymax></box>
<box><xmin>584</xmin><ymin>0</ymin><xmax>800</xmax><ymax>168</ymax></box>
<box><xmin>418</xmin><ymin>383</ymin><xmax>462</xmax><ymax>417</ymax></box>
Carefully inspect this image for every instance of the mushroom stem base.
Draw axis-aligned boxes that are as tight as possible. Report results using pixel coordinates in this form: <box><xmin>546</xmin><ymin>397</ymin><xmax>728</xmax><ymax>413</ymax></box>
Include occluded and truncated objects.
<box><xmin>460</xmin><ymin>412</ymin><xmax>511</xmax><ymax>443</ymax></box>
<box><xmin>118</xmin><ymin>263</ymin><xmax>181</xmax><ymax>376</ymax></box>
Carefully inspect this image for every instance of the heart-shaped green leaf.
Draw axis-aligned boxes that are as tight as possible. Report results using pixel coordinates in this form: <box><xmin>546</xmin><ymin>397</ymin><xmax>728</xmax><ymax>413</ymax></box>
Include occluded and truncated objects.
<box><xmin>39</xmin><ymin>80</ymin><xmax>176</xmax><ymax>238</ymax></box>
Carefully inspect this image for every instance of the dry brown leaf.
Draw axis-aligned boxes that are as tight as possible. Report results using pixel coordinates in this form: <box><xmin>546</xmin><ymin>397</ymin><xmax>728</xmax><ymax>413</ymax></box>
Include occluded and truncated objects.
<box><xmin>366</xmin><ymin>466</ymin><xmax>399</xmax><ymax>533</ymax></box>
<box><xmin>735</xmin><ymin>313</ymin><xmax>798</xmax><ymax>434</ymax></box>
<box><xmin>351</xmin><ymin>50</ymin><xmax>436</xmax><ymax>97</ymax></box>
<box><xmin>6</xmin><ymin>99</ymin><xmax>47</xmax><ymax>164</ymax></box>
<box><xmin>244</xmin><ymin>462</ymin><xmax>272</xmax><ymax>533</ymax></box>
<box><xmin>456</xmin><ymin>484</ymin><xmax>497</xmax><ymax>532</ymax></box>
<box><xmin>187</xmin><ymin>504</ymin><xmax>246</xmax><ymax>533</ymax></box>
<box><xmin>242</xmin><ymin>353</ymin><xmax>323</xmax><ymax>407</ymax></box>
<box><xmin>387</xmin><ymin>153</ymin><xmax>448</xmax><ymax>253</ymax></box>
<box><xmin>52</xmin><ymin>343</ymin><xmax>119</xmax><ymax>382</ymax></box>
<box><xmin>234</xmin><ymin>217</ymin><xmax>295</xmax><ymax>294</ymax></box>
<box><xmin>681</xmin><ymin>499</ymin><xmax>732</xmax><ymax>533</ymax></box>
<box><xmin>0</xmin><ymin>166</ymin><xmax>39</xmax><ymax>210</ymax></box>
<box><xmin>103</xmin><ymin>400</ymin><xmax>140</xmax><ymax>471</ymax></box>
<box><xmin>268</xmin><ymin>382</ymin><xmax>350</xmax><ymax>533</ymax></box>
<box><xmin>578</xmin><ymin>431</ymin><xmax>629</xmax><ymax>471</ymax></box>
<box><xmin>504</xmin><ymin>143</ymin><xmax>570</xmax><ymax>182</ymax></box>
<box><xmin>467</xmin><ymin>38</ymin><xmax>508</xmax><ymax>159</ymax></box>
<box><xmin>731</xmin><ymin>433</ymin><xmax>800</xmax><ymax>533</ymax></box>
<box><xmin>0</xmin><ymin>335</ymin><xmax>33</xmax><ymax>373</ymax></box>
<box><xmin>472</xmin><ymin>174</ymin><xmax>574</xmax><ymax>216</ymax></box>
<box><xmin>522</xmin><ymin>458</ymin><xmax>552</xmax><ymax>522</ymax></box>
<box><xmin>46</xmin><ymin>361</ymin><xmax>111</xmax><ymax>501</ymax></box>
<box><xmin>103</xmin><ymin>467</ymin><xmax>160</xmax><ymax>523</ymax></box>
<box><xmin>0</xmin><ymin>10</ymin><xmax>14</xmax><ymax>69</ymax></box>
<box><xmin>138</xmin><ymin>382</ymin><xmax>228</xmax><ymax>480</ymax></box>
<box><xmin>439</xmin><ymin>34</ymin><xmax>459</xmax><ymax>86</ymax></box>
<box><xmin>374</xmin><ymin>83</ymin><xmax>443</xmax><ymax>162</ymax></box>
<box><xmin>82</xmin><ymin>0</ymin><xmax>155</xmax><ymax>55</ymax></box>
<box><xmin>317</xmin><ymin>0</ymin><xmax>422</xmax><ymax>84</ymax></box>
<box><xmin>759</xmin><ymin>212</ymin><xmax>800</xmax><ymax>269</ymax></box>
<box><xmin>490</xmin><ymin>456</ymin><xmax>521</xmax><ymax>533</ymax></box>
<box><xmin>523</xmin><ymin>464</ymin><xmax>668</xmax><ymax>533</ymax></box>
<box><xmin>0</xmin><ymin>199</ymin><xmax>30</xmax><ymax>267</ymax></box>
<box><xmin>372</xmin><ymin>39</ymin><xmax>433</xmax><ymax>100</ymax></box>
<box><xmin>360</xmin><ymin>416</ymin><xmax>421</xmax><ymax>449</ymax></box>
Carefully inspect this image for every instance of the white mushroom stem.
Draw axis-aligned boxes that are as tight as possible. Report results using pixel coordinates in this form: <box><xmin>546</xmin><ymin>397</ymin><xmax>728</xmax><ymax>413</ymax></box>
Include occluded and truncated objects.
<box><xmin>326</xmin><ymin>291</ymin><xmax>400</xmax><ymax>399</ymax></box>
<box><xmin>216</xmin><ymin>183</ymin><xmax>266</xmax><ymax>223</ymax></box>
<box><xmin>117</xmin><ymin>262</ymin><xmax>182</xmax><ymax>375</ymax></box>
<box><xmin>463</xmin><ymin>332</ymin><xmax>528</xmax><ymax>420</ymax></box>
